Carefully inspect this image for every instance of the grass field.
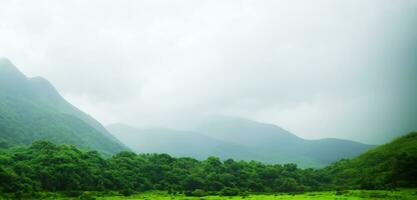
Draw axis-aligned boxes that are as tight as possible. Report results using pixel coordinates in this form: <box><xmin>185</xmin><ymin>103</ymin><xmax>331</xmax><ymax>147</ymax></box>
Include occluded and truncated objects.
<box><xmin>98</xmin><ymin>190</ymin><xmax>416</xmax><ymax>200</ymax></box>
<box><xmin>29</xmin><ymin>189</ymin><xmax>416</xmax><ymax>200</ymax></box>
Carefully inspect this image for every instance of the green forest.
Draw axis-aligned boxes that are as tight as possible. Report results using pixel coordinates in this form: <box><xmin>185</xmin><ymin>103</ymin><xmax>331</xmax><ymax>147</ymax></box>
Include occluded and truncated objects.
<box><xmin>1</xmin><ymin>132</ymin><xmax>416</xmax><ymax>199</ymax></box>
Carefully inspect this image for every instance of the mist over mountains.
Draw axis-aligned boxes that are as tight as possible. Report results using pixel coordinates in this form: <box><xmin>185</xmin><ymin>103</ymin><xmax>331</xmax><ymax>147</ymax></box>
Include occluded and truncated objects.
<box><xmin>108</xmin><ymin>117</ymin><xmax>373</xmax><ymax>167</ymax></box>
<box><xmin>0</xmin><ymin>58</ymin><xmax>372</xmax><ymax>167</ymax></box>
<box><xmin>1</xmin><ymin>1</ymin><xmax>417</xmax><ymax>198</ymax></box>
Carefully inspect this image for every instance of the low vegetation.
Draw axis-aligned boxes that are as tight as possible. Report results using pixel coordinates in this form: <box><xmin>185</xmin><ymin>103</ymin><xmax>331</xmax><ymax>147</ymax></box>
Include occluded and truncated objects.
<box><xmin>95</xmin><ymin>190</ymin><xmax>417</xmax><ymax>200</ymax></box>
<box><xmin>5</xmin><ymin>190</ymin><xmax>417</xmax><ymax>200</ymax></box>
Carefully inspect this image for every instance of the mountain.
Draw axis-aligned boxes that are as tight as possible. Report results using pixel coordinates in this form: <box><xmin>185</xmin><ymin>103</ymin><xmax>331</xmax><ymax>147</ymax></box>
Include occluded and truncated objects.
<box><xmin>188</xmin><ymin>116</ymin><xmax>300</xmax><ymax>148</ymax></box>
<box><xmin>190</xmin><ymin>116</ymin><xmax>373</xmax><ymax>166</ymax></box>
<box><xmin>0</xmin><ymin>58</ymin><xmax>127</xmax><ymax>154</ymax></box>
<box><xmin>107</xmin><ymin>123</ymin><xmax>260</xmax><ymax>160</ymax></box>
<box><xmin>107</xmin><ymin>117</ymin><xmax>373</xmax><ymax>167</ymax></box>
<box><xmin>325</xmin><ymin>132</ymin><xmax>417</xmax><ymax>188</ymax></box>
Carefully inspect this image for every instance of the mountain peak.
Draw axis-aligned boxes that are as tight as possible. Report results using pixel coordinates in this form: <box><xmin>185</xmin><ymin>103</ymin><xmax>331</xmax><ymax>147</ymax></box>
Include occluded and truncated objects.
<box><xmin>0</xmin><ymin>57</ymin><xmax>12</xmax><ymax>64</ymax></box>
<box><xmin>0</xmin><ymin>58</ymin><xmax>29</xmax><ymax>93</ymax></box>
<box><xmin>0</xmin><ymin>58</ymin><xmax>27</xmax><ymax>80</ymax></box>
<box><xmin>0</xmin><ymin>59</ymin><xmax>61</xmax><ymax>102</ymax></box>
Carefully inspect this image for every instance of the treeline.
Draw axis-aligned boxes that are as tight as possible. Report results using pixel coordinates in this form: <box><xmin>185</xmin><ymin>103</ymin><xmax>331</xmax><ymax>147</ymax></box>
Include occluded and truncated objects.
<box><xmin>0</xmin><ymin>137</ymin><xmax>416</xmax><ymax>198</ymax></box>
<box><xmin>0</xmin><ymin>141</ymin><xmax>329</xmax><ymax>197</ymax></box>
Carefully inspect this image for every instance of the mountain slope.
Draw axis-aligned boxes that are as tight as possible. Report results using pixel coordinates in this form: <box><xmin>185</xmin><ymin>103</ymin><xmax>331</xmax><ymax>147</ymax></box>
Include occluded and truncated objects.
<box><xmin>0</xmin><ymin>58</ymin><xmax>127</xmax><ymax>154</ymax></box>
<box><xmin>108</xmin><ymin>117</ymin><xmax>372</xmax><ymax>167</ymax></box>
<box><xmin>325</xmin><ymin>132</ymin><xmax>417</xmax><ymax>188</ymax></box>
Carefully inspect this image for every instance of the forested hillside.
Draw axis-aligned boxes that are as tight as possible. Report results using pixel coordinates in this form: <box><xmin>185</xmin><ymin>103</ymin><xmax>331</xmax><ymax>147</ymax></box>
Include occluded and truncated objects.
<box><xmin>325</xmin><ymin>132</ymin><xmax>417</xmax><ymax>189</ymax></box>
<box><xmin>0</xmin><ymin>58</ymin><xmax>127</xmax><ymax>154</ymax></box>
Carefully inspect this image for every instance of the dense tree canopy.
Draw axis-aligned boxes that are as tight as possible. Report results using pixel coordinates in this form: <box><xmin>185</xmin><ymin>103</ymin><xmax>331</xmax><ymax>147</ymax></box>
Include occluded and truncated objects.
<box><xmin>0</xmin><ymin>141</ymin><xmax>328</xmax><ymax>197</ymax></box>
<box><xmin>1</xmin><ymin>133</ymin><xmax>416</xmax><ymax>198</ymax></box>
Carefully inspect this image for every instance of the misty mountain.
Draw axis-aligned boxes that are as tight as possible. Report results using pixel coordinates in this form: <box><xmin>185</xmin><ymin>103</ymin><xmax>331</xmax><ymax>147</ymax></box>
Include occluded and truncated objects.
<box><xmin>189</xmin><ymin>116</ymin><xmax>374</xmax><ymax>165</ymax></box>
<box><xmin>108</xmin><ymin>117</ymin><xmax>373</xmax><ymax>167</ymax></box>
<box><xmin>0</xmin><ymin>58</ymin><xmax>127</xmax><ymax>154</ymax></box>
<box><xmin>107</xmin><ymin>123</ymin><xmax>261</xmax><ymax>160</ymax></box>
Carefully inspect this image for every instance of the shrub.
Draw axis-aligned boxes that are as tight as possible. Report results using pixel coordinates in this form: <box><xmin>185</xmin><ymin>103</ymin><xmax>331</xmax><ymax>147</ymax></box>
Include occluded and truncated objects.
<box><xmin>79</xmin><ymin>192</ymin><xmax>96</xmax><ymax>200</ymax></box>
<box><xmin>65</xmin><ymin>190</ymin><xmax>83</xmax><ymax>197</ymax></box>
<box><xmin>120</xmin><ymin>188</ymin><xmax>134</xmax><ymax>196</ymax></box>
<box><xmin>335</xmin><ymin>190</ymin><xmax>349</xmax><ymax>195</ymax></box>
<box><xmin>185</xmin><ymin>189</ymin><xmax>207</xmax><ymax>197</ymax></box>
<box><xmin>220</xmin><ymin>187</ymin><xmax>240</xmax><ymax>196</ymax></box>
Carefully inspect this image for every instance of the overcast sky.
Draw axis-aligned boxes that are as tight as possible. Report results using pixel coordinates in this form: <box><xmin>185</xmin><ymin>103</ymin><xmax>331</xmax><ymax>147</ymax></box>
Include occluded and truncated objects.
<box><xmin>1</xmin><ymin>0</ymin><xmax>416</xmax><ymax>144</ymax></box>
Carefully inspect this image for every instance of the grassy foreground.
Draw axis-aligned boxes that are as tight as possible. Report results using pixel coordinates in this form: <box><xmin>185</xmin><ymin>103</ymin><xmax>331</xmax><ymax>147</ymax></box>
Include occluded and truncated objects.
<box><xmin>32</xmin><ymin>189</ymin><xmax>416</xmax><ymax>200</ymax></box>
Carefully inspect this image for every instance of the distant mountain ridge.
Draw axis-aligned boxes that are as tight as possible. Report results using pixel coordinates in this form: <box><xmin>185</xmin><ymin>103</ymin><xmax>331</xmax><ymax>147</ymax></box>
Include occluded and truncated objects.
<box><xmin>107</xmin><ymin>123</ymin><xmax>260</xmax><ymax>160</ymax></box>
<box><xmin>107</xmin><ymin>117</ymin><xmax>373</xmax><ymax>167</ymax></box>
<box><xmin>190</xmin><ymin>116</ymin><xmax>373</xmax><ymax>164</ymax></box>
<box><xmin>0</xmin><ymin>58</ymin><xmax>127</xmax><ymax>154</ymax></box>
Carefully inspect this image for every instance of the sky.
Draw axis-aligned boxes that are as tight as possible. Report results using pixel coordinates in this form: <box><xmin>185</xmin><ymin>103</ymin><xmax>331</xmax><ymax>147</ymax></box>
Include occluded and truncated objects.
<box><xmin>1</xmin><ymin>0</ymin><xmax>416</xmax><ymax>144</ymax></box>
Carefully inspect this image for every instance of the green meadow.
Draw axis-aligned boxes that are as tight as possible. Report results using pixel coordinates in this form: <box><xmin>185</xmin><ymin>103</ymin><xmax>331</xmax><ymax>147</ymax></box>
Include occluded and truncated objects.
<box><xmin>102</xmin><ymin>190</ymin><xmax>417</xmax><ymax>200</ymax></box>
<box><xmin>33</xmin><ymin>190</ymin><xmax>416</xmax><ymax>200</ymax></box>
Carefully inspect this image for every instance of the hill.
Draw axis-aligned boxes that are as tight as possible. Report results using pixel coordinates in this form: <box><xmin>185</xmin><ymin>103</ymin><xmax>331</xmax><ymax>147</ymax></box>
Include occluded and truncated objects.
<box><xmin>108</xmin><ymin>117</ymin><xmax>373</xmax><ymax>167</ymax></box>
<box><xmin>0</xmin><ymin>58</ymin><xmax>127</xmax><ymax>154</ymax></box>
<box><xmin>325</xmin><ymin>132</ymin><xmax>417</xmax><ymax>188</ymax></box>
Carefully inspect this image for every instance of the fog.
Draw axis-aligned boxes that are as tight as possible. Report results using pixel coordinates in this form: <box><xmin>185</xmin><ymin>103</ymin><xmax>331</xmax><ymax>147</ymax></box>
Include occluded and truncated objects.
<box><xmin>1</xmin><ymin>0</ymin><xmax>417</xmax><ymax>144</ymax></box>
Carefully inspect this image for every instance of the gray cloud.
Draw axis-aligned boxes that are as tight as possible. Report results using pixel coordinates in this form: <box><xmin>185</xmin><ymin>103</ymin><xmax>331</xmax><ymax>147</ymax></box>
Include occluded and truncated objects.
<box><xmin>1</xmin><ymin>0</ymin><xmax>416</xmax><ymax>144</ymax></box>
